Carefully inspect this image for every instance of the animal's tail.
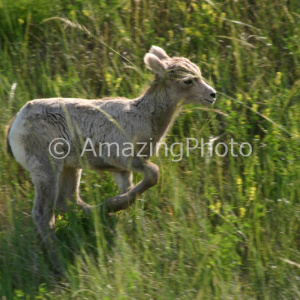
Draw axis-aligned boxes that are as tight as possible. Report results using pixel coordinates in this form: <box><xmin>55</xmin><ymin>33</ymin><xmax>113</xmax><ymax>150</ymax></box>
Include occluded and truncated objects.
<box><xmin>6</xmin><ymin>115</ymin><xmax>16</xmax><ymax>157</ymax></box>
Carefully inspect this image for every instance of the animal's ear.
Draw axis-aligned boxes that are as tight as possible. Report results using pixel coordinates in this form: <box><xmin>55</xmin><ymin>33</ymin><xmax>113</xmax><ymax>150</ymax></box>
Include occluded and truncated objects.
<box><xmin>144</xmin><ymin>53</ymin><xmax>166</xmax><ymax>76</ymax></box>
<box><xmin>149</xmin><ymin>45</ymin><xmax>170</xmax><ymax>60</ymax></box>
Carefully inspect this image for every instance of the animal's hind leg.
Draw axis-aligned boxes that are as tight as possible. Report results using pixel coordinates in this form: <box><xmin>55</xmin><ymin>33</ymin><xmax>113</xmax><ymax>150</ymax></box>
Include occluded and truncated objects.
<box><xmin>31</xmin><ymin>167</ymin><xmax>60</xmax><ymax>267</ymax></box>
<box><xmin>57</xmin><ymin>167</ymin><xmax>91</xmax><ymax>213</ymax></box>
<box><xmin>112</xmin><ymin>171</ymin><xmax>134</xmax><ymax>194</ymax></box>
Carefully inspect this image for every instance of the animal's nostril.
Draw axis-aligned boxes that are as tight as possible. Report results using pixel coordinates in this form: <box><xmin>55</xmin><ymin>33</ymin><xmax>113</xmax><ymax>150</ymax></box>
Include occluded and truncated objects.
<box><xmin>210</xmin><ymin>93</ymin><xmax>216</xmax><ymax>98</ymax></box>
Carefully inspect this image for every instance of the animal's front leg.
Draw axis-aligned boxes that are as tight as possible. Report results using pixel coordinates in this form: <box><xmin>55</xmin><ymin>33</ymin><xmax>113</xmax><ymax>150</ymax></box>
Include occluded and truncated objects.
<box><xmin>104</xmin><ymin>161</ymin><xmax>159</xmax><ymax>212</ymax></box>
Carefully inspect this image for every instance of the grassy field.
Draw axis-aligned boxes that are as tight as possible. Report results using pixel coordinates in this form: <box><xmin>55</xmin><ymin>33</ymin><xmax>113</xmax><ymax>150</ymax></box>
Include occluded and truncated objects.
<box><xmin>0</xmin><ymin>0</ymin><xmax>299</xmax><ymax>298</ymax></box>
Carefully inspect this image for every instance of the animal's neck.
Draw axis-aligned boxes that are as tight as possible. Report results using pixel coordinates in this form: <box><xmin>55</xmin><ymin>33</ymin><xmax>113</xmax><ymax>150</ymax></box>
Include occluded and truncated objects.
<box><xmin>135</xmin><ymin>82</ymin><xmax>183</xmax><ymax>142</ymax></box>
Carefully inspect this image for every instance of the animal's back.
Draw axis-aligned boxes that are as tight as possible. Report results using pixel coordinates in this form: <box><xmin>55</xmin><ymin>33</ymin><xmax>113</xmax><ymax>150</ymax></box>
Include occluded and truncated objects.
<box><xmin>6</xmin><ymin>97</ymin><xmax>144</xmax><ymax>171</ymax></box>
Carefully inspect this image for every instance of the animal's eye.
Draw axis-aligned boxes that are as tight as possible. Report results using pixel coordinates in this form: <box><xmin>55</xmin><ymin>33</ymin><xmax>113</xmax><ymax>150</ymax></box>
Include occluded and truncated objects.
<box><xmin>183</xmin><ymin>79</ymin><xmax>193</xmax><ymax>85</ymax></box>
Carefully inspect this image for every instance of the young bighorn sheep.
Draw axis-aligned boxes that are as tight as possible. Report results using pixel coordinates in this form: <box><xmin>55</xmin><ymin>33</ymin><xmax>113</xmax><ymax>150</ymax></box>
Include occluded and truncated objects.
<box><xmin>7</xmin><ymin>46</ymin><xmax>216</xmax><ymax>252</ymax></box>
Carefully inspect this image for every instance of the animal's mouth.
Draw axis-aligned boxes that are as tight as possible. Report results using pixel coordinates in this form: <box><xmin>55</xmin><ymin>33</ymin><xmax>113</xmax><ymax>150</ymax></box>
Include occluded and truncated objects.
<box><xmin>203</xmin><ymin>98</ymin><xmax>215</xmax><ymax>104</ymax></box>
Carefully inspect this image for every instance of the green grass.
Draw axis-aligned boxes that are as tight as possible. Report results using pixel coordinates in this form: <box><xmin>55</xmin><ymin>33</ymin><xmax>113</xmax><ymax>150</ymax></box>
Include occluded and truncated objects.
<box><xmin>0</xmin><ymin>0</ymin><xmax>300</xmax><ymax>298</ymax></box>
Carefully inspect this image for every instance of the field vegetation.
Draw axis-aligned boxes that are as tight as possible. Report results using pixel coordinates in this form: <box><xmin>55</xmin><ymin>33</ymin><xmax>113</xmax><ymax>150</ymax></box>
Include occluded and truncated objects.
<box><xmin>0</xmin><ymin>0</ymin><xmax>299</xmax><ymax>298</ymax></box>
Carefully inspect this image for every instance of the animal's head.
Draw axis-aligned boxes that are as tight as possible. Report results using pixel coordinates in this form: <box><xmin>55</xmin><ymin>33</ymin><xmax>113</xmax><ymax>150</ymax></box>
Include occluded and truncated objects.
<box><xmin>144</xmin><ymin>46</ymin><xmax>216</xmax><ymax>105</ymax></box>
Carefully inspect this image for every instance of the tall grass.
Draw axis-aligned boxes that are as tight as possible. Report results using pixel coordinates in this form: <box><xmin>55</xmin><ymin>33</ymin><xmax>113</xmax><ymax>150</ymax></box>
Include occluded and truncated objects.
<box><xmin>0</xmin><ymin>0</ymin><xmax>299</xmax><ymax>298</ymax></box>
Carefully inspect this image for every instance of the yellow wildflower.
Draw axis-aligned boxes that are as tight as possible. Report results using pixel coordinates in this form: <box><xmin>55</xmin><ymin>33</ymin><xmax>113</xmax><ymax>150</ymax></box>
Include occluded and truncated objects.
<box><xmin>252</xmin><ymin>104</ymin><xmax>258</xmax><ymax>112</ymax></box>
<box><xmin>274</xmin><ymin>72</ymin><xmax>282</xmax><ymax>85</ymax></box>
<box><xmin>239</xmin><ymin>207</ymin><xmax>246</xmax><ymax>218</ymax></box>
<box><xmin>215</xmin><ymin>201</ymin><xmax>221</xmax><ymax>212</ymax></box>
<box><xmin>236</xmin><ymin>177</ymin><xmax>243</xmax><ymax>194</ymax></box>
<box><xmin>82</xmin><ymin>10</ymin><xmax>90</xmax><ymax>17</ymax></box>
<box><xmin>249</xmin><ymin>186</ymin><xmax>256</xmax><ymax>201</ymax></box>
